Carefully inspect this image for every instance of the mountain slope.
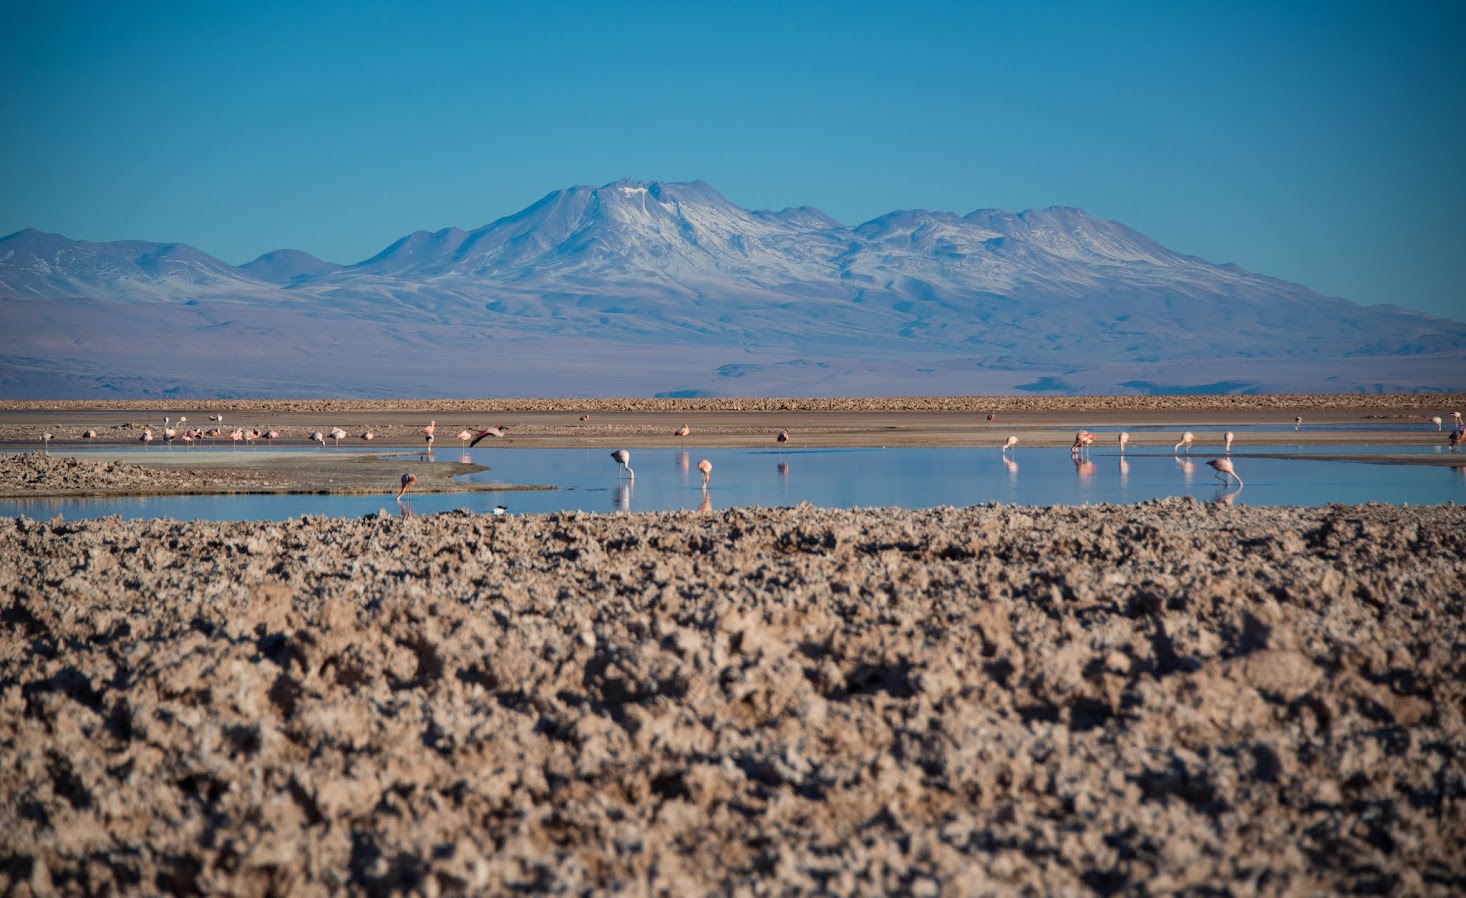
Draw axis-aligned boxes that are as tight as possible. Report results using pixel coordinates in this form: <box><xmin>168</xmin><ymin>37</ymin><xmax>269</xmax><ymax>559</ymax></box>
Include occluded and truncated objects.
<box><xmin>2</xmin><ymin>182</ymin><xmax>1463</xmax><ymax>399</ymax></box>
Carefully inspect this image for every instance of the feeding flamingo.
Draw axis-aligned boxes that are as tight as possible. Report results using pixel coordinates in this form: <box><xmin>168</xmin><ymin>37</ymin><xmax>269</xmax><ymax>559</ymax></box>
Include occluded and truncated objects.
<box><xmin>139</xmin><ymin>427</ymin><xmax>154</xmax><ymax>447</ymax></box>
<box><xmin>1071</xmin><ymin>431</ymin><xmax>1095</xmax><ymax>455</ymax></box>
<box><xmin>82</xmin><ymin>429</ymin><xmax>97</xmax><ymax>439</ymax></box>
<box><xmin>1224</xmin><ymin>431</ymin><xmax>1234</xmax><ymax>453</ymax></box>
<box><xmin>1174</xmin><ymin>431</ymin><xmax>1195</xmax><ymax>455</ymax></box>
<box><xmin>675</xmin><ymin>424</ymin><xmax>690</xmax><ymax>437</ymax></box>
<box><xmin>1002</xmin><ymin>436</ymin><xmax>1018</xmax><ymax>453</ymax></box>
<box><xmin>266</xmin><ymin>430</ymin><xmax>280</xmax><ymax>445</ymax></box>
<box><xmin>1294</xmin><ymin>416</ymin><xmax>1303</xmax><ymax>431</ymax></box>
<box><xmin>328</xmin><ymin>428</ymin><xmax>346</xmax><ymax>447</ymax></box>
<box><xmin>697</xmin><ymin>458</ymin><xmax>712</xmax><ymax>487</ymax></box>
<box><xmin>311</xmin><ymin>431</ymin><xmax>325</xmax><ymax>447</ymax></box>
<box><xmin>579</xmin><ymin>415</ymin><xmax>591</xmax><ymax>422</ymax></box>
<box><xmin>361</xmin><ymin>431</ymin><xmax>374</xmax><ymax>441</ymax></box>
<box><xmin>1207</xmin><ymin>457</ymin><xmax>1243</xmax><ymax>487</ymax></box>
<box><xmin>611</xmin><ymin>449</ymin><xmax>634</xmax><ymax>480</ymax></box>
<box><xmin>1118</xmin><ymin>432</ymin><xmax>1129</xmax><ymax>454</ymax></box>
<box><xmin>1431</xmin><ymin>416</ymin><xmax>1443</xmax><ymax>431</ymax></box>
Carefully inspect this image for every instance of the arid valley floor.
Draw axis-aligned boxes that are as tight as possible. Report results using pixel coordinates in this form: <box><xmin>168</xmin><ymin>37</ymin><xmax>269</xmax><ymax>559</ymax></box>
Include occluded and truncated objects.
<box><xmin>2</xmin><ymin>395</ymin><xmax>1464</xmax><ymax>896</ymax></box>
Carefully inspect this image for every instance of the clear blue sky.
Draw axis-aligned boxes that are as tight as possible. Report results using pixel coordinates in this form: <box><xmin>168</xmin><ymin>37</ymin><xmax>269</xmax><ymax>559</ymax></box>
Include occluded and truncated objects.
<box><xmin>4</xmin><ymin>0</ymin><xmax>1463</xmax><ymax>319</ymax></box>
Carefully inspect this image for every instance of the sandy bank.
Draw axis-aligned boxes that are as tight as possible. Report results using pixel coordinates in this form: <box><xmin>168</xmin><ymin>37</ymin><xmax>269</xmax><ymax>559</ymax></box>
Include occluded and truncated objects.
<box><xmin>2</xmin><ymin>501</ymin><xmax>1463</xmax><ymax>895</ymax></box>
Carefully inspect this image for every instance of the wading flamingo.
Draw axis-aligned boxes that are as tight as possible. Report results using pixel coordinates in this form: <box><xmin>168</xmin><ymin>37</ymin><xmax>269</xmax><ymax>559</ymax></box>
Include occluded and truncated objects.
<box><xmin>330</xmin><ymin>428</ymin><xmax>347</xmax><ymax>447</ymax></box>
<box><xmin>470</xmin><ymin>425</ymin><xmax>507</xmax><ymax>447</ymax></box>
<box><xmin>1224</xmin><ymin>431</ymin><xmax>1234</xmax><ymax>453</ymax></box>
<box><xmin>140</xmin><ymin>427</ymin><xmax>154</xmax><ymax>447</ymax></box>
<box><xmin>698</xmin><ymin>458</ymin><xmax>712</xmax><ymax>488</ymax></box>
<box><xmin>1071</xmin><ymin>431</ymin><xmax>1095</xmax><ymax>455</ymax></box>
<box><xmin>1118</xmin><ymin>432</ymin><xmax>1129</xmax><ymax>454</ymax></box>
<box><xmin>1449</xmin><ymin>429</ymin><xmax>1462</xmax><ymax>452</ymax></box>
<box><xmin>82</xmin><ymin>429</ymin><xmax>97</xmax><ymax>439</ymax></box>
<box><xmin>1002</xmin><ymin>436</ymin><xmax>1018</xmax><ymax>453</ymax></box>
<box><xmin>777</xmin><ymin>429</ymin><xmax>790</xmax><ymax>447</ymax></box>
<box><xmin>422</xmin><ymin>420</ymin><xmax>436</xmax><ymax>449</ymax></box>
<box><xmin>611</xmin><ymin>449</ymin><xmax>634</xmax><ymax>480</ymax></box>
<box><xmin>361</xmin><ymin>431</ymin><xmax>374</xmax><ymax>441</ymax></box>
<box><xmin>266</xmin><ymin>429</ymin><xmax>280</xmax><ymax>445</ymax></box>
<box><xmin>456</xmin><ymin>429</ymin><xmax>473</xmax><ymax>449</ymax></box>
<box><xmin>1431</xmin><ymin>416</ymin><xmax>1443</xmax><ymax>431</ymax></box>
<box><xmin>1174</xmin><ymin>431</ymin><xmax>1195</xmax><ymax>455</ymax></box>
<box><xmin>1452</xmin><ymin>412</ymin><xmax>1462</xmax><ymax>429</ymax></box>
<box><xmin>311</xmin><ymin>431</ymin><xmax>325</xmax><ymax>447</ymax></box>
<box><xmin>40</xmin><ymin>432</ymin><xmax>52</xmax><ymax>453</ymax></box>
<box><xmin>1207</xmin><ymin>457</ymin><xmax>1243</xmax><ymax>487</ymax></box>
<box><xmin>1294</xmin><ymin>416</ymin><xmax>1303</xmax><ymax>431</ymax></box>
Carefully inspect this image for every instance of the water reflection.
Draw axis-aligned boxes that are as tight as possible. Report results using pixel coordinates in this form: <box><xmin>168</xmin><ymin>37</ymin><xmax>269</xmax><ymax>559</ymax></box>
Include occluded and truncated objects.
<box><xmin>7</xmin><ymin>445</ymin><xmax>1466</xmax><ymax>521</ymax></box>
<box><xmin>1214</xmin><ymin>486</ymin><xmax>1243</xmax><ymax>506</ymax></box>
<box><xmin>699</xmin><ymin>490</ymin><xmax>712</xmax><ymax>513</ymax></box>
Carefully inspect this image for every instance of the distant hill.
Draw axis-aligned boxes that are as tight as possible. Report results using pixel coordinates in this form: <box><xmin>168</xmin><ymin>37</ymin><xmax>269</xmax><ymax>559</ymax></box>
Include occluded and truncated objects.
<box><xmin>2</xmin><ymin>181</ymin><xmax>1463</xmax><ymax>398</ymax></box>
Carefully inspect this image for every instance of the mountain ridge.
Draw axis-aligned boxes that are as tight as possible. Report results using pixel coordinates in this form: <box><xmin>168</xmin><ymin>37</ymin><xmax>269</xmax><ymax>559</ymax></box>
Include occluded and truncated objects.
<box><xmin>2</xmin><ymin>180</ymin><xmax>1463</xmax><ymax>399</ymax></box>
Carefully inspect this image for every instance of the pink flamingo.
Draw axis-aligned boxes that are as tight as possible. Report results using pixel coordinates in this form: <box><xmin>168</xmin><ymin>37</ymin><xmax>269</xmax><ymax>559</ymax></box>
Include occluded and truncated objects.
<box><xmin>1431</xmin><ymin>416</ymin><xmax>1443</xmax><ymax>431</ymax></box>
<box><xmin>611</xmin><ymin>449</ymin><xmax>634</xmax><ymax>480</ymax></box>
<box><xmin>1453</xmin><ymin>411</ymin><xmax>1463</xmax><ymax>429</ymax></box>
<box><xmin>986</xmin><ymin>412</ymin><xmax>997</xmax><ymax>422</ymax></box>
<box><xmin>329</xmin><ymin>428</ymin><xmax>347</xmax><ymax>448</ymax></box>
<box><xmin>1002</xmin><ymin>435</ymin><xmax>1018</xmax><ymax>453</ymax></box>
<box><xmin>1448</xmin><ymin>429</ymin><xmax>1463</xmax><ymax>452</ymax></box>
<box><xmin>1224</xmin><ymin>431</ymin><xmax>1234</xmax><ymax>453</ymax></box>
<box><xmin>247</xmin><ymin>428</ymin><xmax>261</xmax><ymax>446</ymax></box>
<box><xmin>697</xmin><ymin>458</ymin><xmax>712</xmax><ymax>487</ymax></box>
<box><xmin>470</xmin><ymin>425</ymin><xmax>507</xmax><ymax>447</ymax></box>
<box><xmin>1294</xmin><ymin>416</ymin><xmax>1303</xmax><ymax>431</ymax></box>
<box><xmin>1071</xmin><ymin>430</ymin><xmax>1095</xmax><ymax>455</ymax></box>
<box><xmin>675</xmin><ymin>424</ymin><xmax>690</xmax><ymax>437</ymax></box>
<box><xmin>1174</xmin><ymin>431</ymin><xmax>1195</xmax><ymax>455</ymax></box>
<box><xmin>311</xmin><ymin>431</ymin><xmax>325</xmax><ymax>447</ymax></box>
<box><xmin>422</xmin><ymin>420</ymin><xmax>436</xmax><ymax>450</ymax></box>
<box><xmin>456</xmin><ymin>429</ymin><xmax>473</xmax><ymax>449</ymax></box>
<box><xmin>1118</xmin><ymin>432</ymin><xmax>1129</xmax><ymax>454</ymax></box>
<box><xmin>579</xmin><ymin>414</ymin><xmax>591</xmax><ymax>422</ymax></box>
<box><xmin>266</xmin><ymin>429</ymin><xmax>280</xmax><ymax>445</ymax></box>
<box><xmin>1207</xmin><ymin>457</ymin><xmax>1243</xmax><ymax>487</ymax></box>
<box><xmin>82</xmin><ymin>429</ymin><xmax>97</xmax><ymax>439</ymax></box>
<box><xmin>396</xmin><ymin>472</ymin><xmax>417</xmax><ymax>514</ymax></box>
<box><xmin>361</xmin><ymin>431</ymin><xmax>374</xmax><ymax>441</ymax></box>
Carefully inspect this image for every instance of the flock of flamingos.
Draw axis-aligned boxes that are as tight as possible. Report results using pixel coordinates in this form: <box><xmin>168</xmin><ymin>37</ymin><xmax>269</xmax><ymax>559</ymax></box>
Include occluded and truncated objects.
<box><xmin>35</xmin><ymin>409</ymin><xmax>1466</xmax><ymax>511</ymax></box>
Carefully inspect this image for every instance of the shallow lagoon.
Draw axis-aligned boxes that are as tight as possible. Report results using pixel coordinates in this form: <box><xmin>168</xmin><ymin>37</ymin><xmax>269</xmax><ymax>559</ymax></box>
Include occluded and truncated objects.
<box><xmin>3</xmin><ymin>444</ymin><xmax>1463</xmax><ymax>521</ymax></box>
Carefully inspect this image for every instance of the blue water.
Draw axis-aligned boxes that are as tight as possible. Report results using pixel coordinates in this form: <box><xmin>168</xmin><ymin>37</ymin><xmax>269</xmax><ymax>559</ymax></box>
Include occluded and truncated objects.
<box><xmin>4</xmin><ymin>445</ymin><xmax>1463</xmax><ymax>521</ymax></box>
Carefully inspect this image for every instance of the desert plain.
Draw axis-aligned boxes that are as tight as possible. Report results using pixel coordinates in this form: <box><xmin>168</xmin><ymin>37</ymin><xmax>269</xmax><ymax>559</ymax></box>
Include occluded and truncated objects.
<box><xmin>2</xmin><ymin>395</ymin><xmax>1464</xmax><ymax>896</ymax></box>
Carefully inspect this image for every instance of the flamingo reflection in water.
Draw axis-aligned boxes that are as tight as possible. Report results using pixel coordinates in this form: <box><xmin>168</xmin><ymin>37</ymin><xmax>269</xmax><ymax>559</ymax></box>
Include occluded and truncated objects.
<box><xmin>1175</xmin><ymin>455</ymin><xmax>1196</xmax><ymax>482</ymax></box>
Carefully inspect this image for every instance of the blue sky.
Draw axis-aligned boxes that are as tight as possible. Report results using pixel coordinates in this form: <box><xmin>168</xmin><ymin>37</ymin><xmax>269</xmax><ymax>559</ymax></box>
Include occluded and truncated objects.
<box><xmin>4</xmin><ymin>1</ymin><xmax>1463</xmax><ymax>318</ymax></box>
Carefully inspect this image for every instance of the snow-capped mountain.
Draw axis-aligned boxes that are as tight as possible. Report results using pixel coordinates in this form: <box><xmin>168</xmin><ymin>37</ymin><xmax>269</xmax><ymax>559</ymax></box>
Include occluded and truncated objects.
<box><xmin>2</xmin><ymin>180</ymin><xmax>1463</xmax><ymax>399</ymax></box>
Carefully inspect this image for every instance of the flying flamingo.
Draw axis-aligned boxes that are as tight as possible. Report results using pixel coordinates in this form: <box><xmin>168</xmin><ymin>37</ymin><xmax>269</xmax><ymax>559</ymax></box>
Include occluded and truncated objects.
<box><xmin>1207</xmin><ymin>457</ymin><xmax>1243</xmax><ymax>487</ymax></box>
<box><xmin>1118</xmin><ymin>432</ymin><xmax>1129</xmax><ymax>454</ymax></box>
<box><xmin>697</xmin><ymin>458</ymin><xmax>712</xmax><ymax>488</ymax></box>
<box><xmin>311</xmin><ymin>431</ymin><xmax>325</xmax><ymax>447</ymax></box>
<box><xmin>1431</xmin><ymin>416</ymin><xmax>1443</xmax><ymax>431</ymax></box>
<box><xmin>1174</xmin><ymin>431</ymin><xmax>1195</xmax><ymax>455</ymax></box>
<box><xmin>1002</xmin><ymin>436</ymin><xmax>1018</xmax><ymax>453</ymax></box>
<box><xmin>675</xmin><ymin>424</ymin><xmax>690</xmax><ymax>437</ymax></box>
<box><xmin>611</xmin><ymin>449</ymin><xmax>634</xmax><ymax>480</ymax></box>
<box><xmin>470</xmin><ymin>425</ymin><xmax>507</xmax><ymax>447</ymax></box>
<box><xmin>1224</xmin><ymin>431</ymin><xmax>1234</xmax><ymax>453</ymax></box>
<box><xmin>456</xmin><ymin>429</ymin><xmax>473</xmax><ymax>449</ymax></box>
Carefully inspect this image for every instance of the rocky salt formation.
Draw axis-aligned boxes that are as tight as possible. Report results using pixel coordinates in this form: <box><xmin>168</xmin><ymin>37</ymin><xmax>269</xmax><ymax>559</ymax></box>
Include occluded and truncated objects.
<box><xmin>2</xmin><ymin>502</ymin><xmax>1464</xmax><ymax>896</ymax></box>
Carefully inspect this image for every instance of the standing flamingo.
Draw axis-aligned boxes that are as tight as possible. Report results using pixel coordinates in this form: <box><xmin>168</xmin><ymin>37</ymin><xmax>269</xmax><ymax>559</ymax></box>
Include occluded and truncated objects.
<box><xmin>675</xmin><ymin>424</ymin><xmax>690</xmax><ymax>438</ymax></box>
<box><xmin>985</xmin><ymin>412</ymin><xmax>997</xmax><ymax>422</ymax></box>
<box><xmin>777</xmin><ymin>429</ymin><xmax>790</xmax><ymax>446</ymax></box>
<box><xmin>579</xmin><ymin>414</ymin><xmax>591</xmax><ymax>422</ymax></box>
<box><xmin>1224</xmin><ymin>431</ymin><xmax>1234</xmax><ymax>453</ymax></box>
<box><xmin>697</xmin><ymin>458</ymin><xmax>712</xmax><ymax>488</ymax></box>
<box><xmin>1002</xmin><ymin>436</ymin><xmax>1018</xmax><ymax>453</ymax></box>
<box><xmin>311</xmin><ymin>431</ymin><xmax>325</xmax><ymax>447</ymax></box>
<box><xmin>1452</xmin><ymin>412</ymin><xmax>1462</xmax><ymax>429</ymax></box>
<box><xmin>1294</xmin><ymin>416</ymin><xmax>1303</xmax><ymax>431</ymax></box>
<box><xmin>470</xmin><ymin>425</ymin><xmax>507</xmax><ymax>446</ymax></box>
<box><xmin>40</xmin><ymin>432</ymin><xmax>53</xmax><ymax>453</ymax></box>
<box><xmin>1431</xmin><ymin>416</ymin><xmax>1443</xmax><ymax>431</ymax></box>
<box><xmin>422</xmin><ymin>420</ymin><xmax>436</xmax><ymax>450</ymax></box>
<box><xmin>1174</xmin><ymin>431</ymin><xmax>1195</xmax><ymax>455</ymax></box>
<box><xmin>611</xmin><ymin>449</ymin><xmax>634</xmax><ymax>480</ymax></box>
<box><xmin>361</xmin><ymin>431</ymin><xmax>374</xmax><ymax>441</ymax></box>
<box><xmin>139</xmin><ymin>427</ymin><xmax>154</xmax><ymax>447</ymax></box>
<box><xmin>456</xmin><ymin>429</ymin><xmax>473</xmax><ymax>449</ymax></box>
<box><xmin>1118</xmin><ymin>432</ymin><xmax>1129</xmax><ymax>454</ymax></box>
<box><xmin>1071</xmin><ymin>431</ymin><xmax>1095</xmax><ymax>455</ymax></box>
<box><xmin>396</xmin><ymin>472</ymin><xmax>417</xmax><ymax>514</ymax></box>
<box><xmin>266</xmin><ymin>429</ymin><xmax>280</xmax><ymax>445</ymax></box>
<box><xmin>1207</xmin><ymin>458</ymin><xmax>1243</xmax><ymax>487</ymax></box>
<box><xmin>329</xmin><ymin>428</ymin><xmax>347</xmax><ymax>447</ymax></box>
<box><xmin>1449</xmin><ymin>429</ymin><xmax>1463</xmax><ymax>451</ymax></box>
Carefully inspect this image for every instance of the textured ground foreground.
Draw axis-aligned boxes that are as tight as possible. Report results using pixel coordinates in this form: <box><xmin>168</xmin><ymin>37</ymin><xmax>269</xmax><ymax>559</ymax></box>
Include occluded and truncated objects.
<box><xmin>3</xmin><ymin>502</ymin><xmax>1464</xmax><ymax>896</ymax></box>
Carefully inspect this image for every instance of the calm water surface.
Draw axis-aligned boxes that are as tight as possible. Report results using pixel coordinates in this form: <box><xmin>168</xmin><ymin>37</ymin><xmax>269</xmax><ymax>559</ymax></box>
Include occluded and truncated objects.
<box><xmin>4</xmin><ymin>445</ymin><xmax>1463</xmax><ymax>521</ymax></box>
